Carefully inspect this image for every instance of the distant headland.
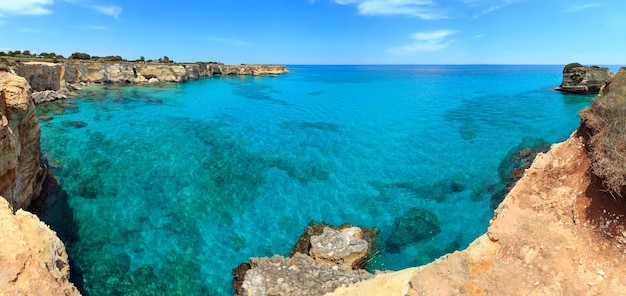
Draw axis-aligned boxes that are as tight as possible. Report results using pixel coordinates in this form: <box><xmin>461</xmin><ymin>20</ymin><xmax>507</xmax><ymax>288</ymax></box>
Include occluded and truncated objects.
<box><xmin>1</xmin><ymin>50</ymin><xmax>288</xmax><ymax>103</ymax></box>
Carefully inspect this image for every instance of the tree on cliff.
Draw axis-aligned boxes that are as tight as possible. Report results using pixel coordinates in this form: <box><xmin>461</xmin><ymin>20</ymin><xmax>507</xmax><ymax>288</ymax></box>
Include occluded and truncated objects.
<box><xmin>159</xmin><ymin>56</ymin><xmax>172</xmax><ymax>63</ymax></box>
<box><xmin>69</xmin><ymin>52</ymin><xmax>91</xmax><ymax>60</ymax></box>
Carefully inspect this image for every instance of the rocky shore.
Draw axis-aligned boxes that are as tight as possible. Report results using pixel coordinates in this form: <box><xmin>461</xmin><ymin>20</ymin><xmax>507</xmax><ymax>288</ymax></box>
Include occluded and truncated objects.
<box><xmin>556</xmin><ymin>64</ymin><xmax>611</xmax><ymax>94</ymax></box>
<box><xmin>0</xmin><ymin>67</ymin><xmax>78</xmax><ymax>295</ymax></box>
<box><xmin>2</xmin><ymin>62</ymin><xmax>625</xmax><ymax>295</ymax></box>
<box><xmin>10</xmin><ymin>60</ymin><xmax>288</xmax><ymax>104</ymax></box>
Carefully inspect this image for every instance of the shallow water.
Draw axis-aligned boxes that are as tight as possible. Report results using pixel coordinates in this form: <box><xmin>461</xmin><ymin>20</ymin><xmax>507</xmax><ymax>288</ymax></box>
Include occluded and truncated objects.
<box><xmin>37</xmin><ymin>65</ymin><xmax>595</xmax><ymax>295</ymax></box>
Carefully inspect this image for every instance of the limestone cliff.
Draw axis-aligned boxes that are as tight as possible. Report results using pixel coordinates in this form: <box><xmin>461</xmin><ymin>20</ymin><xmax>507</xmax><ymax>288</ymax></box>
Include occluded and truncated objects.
<box><xmin>557</xmin><ymin>64</ymin><xmax>611</xmax><ymax>94</ymax></box>
<box><xmin>13</xmin><ymin>61</ymin><xmax>288</xmax><ymax>91</ymax></box>
<box><xmin>0</xmin><ymin>67</ymin><xmax>78</xmax><ymax>295</ymax></box>
<box><xmin>328</xmin><ymin>130</ymin><xmax>626</xmax><ymax>295</ymax></box>
<box><xmin>0</xmin><ymin>196</ymin><xmax>79</xmax><ymax>295</ymax></box>
<box><xmin>0</xmin><ymin>68</ymin><xmax>47</xmax><ymax>209</ymax></box>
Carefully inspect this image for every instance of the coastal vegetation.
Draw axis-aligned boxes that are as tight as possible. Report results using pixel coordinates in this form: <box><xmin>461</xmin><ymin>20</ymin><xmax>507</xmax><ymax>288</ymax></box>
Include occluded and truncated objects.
<box><xmin>580</xmin><ymin>68</ymin><xmax>626</xmax><ymax>196</ymax></box>
<box><xmin>563</xmin><ymin>62</ymin><xmax>584</xmax><ymax>72</ymax></box>
<box><xmin>0</xmin><ymin>49</ymin><xmax>223</xmax><ymax>65</ymax></box>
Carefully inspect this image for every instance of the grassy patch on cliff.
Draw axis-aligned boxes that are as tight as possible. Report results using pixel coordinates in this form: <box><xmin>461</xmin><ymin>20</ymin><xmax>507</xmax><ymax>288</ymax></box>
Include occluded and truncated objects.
<box><xmin>580</xmin><ymin>68</ymin><xmax>626</xmax><ymax>196</ymax></box>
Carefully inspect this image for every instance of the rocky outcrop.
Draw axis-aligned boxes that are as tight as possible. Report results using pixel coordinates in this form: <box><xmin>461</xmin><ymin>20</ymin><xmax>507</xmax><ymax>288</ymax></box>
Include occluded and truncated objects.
<box><xmin>13</xmin><ymin>61</ymin><xmax>287</xmax><ymax>92</ymax></box>
<box><xmin>329</xmin><ymin>131</ymin><xmax>626</xmax><ymax>295</ymax></box>
<box><xmin>0</xmin><ymin>68</ymin><xmax>47</xmax><ymax>209</ymax></box>
<box><xmin>0</xmin><ymin>196</ymin><xmax>79</xmax><ymax>295</ymax></box>
<box><xmin>557</xmin><ymin>64</ymin><xmax>611</xmax><ymax>94</ymax></box>
<box><xmin>0</xmin><ymin>68</ymin><xmax>78</xmax><ymax>295</ymax></box>
<box><xmin>10</xmin><ymin>61</ymin><xmax>287</xmax><ymax>104</ymax></box>
<box><xmin>234</xmin><ymin>223</ymin><xmax>376</xmax><ymax>296</ymax></box>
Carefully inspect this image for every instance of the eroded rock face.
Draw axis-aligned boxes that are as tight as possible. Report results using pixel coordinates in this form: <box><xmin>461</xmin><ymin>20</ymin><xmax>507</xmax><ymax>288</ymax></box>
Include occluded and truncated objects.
<box><xmin>0</xmin><ymin>196</ymin><xmax>79</xmax><ymax>295</ymax></box>
<box><xmin>309</xmin><ymin>227</ymin><xmax>369</xmax><ymax>270</ymax></box>
<box><xmin>12</xmin><ymin>61</ymin><xmax>288</xmax><ymax>95</ymax></box>
<box><xmin>241</xmin><ymin>253</ymin><xmax>373</xmax><ymax>296</ymax></box>
<box><xmin>235</xmin><ymin>223</ymin><xmax>376</xmax><ymax>296</ymax></box>
<box><xmin>558</xmin><ymin>65</ymin><xmax>611</xmax><ymax>94</ymax></box>
<box><xmin>0</xmin><ymin>70</ymin><xmax>46</xmax><ymax>209</ymax></box>
<box><xmin>329</xmin><ymin>132</ymin><xmax>626</xmax><ymax>296</ymax></box>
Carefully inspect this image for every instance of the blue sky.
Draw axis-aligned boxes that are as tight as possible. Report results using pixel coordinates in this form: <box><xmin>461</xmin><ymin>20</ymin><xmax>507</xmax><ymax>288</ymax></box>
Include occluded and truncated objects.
<box><xmin>0</xmin><ymin>0</ymin><xmax>624</xmax><ymax>65</ymax></box>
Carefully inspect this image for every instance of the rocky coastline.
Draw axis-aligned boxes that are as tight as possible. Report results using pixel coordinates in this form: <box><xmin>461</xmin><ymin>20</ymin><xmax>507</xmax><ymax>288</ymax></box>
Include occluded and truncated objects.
<box><xmin>0</xmin><ymin>67</ymin><xmax>79</xmax><ymax>295</ymax></box>
<box><xmin>9</xmin><ymin>60</ymin><xmax>288</xmax><ymax>104</ymax></box>
<box><xmin>556</xmin><ymin>64</ymin><xmax>611</xmax><ymax>94</ymax></box>
<box><xmin>2</xmin><ymin>62</ymin><xmax>625</xmax><ymax>295</ymax></box>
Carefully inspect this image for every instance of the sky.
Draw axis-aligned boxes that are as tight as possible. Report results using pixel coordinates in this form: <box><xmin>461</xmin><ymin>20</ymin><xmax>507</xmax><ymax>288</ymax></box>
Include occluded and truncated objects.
<box><xmin>0</xmin><ymin>0</ymin><xmax>624</xmax><ymax>65</ymax></box>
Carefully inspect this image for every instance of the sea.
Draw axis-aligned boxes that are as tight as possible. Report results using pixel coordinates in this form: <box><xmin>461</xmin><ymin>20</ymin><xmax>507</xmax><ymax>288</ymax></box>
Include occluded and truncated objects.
<box><xmin>34</xmin><ymin>65</ymin><xmax>609</xmax><ymax>295</ymax></box>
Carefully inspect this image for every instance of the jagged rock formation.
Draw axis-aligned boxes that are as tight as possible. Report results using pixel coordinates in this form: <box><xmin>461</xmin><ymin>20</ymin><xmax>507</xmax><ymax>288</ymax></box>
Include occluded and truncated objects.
<box><xmin>0</xmin><ymin>197</ymin><xmax>79</xmax><ymax>296</ymax></box>
<box><xmin>0</xmin><ymin>68</ymin><xmax>47</xmax><ymax>209</ymax></box>
<box><xmin>329</xmin><ymin>131</ymin><xmax>626</xmax><ymax>295</ymax></box>
<box><xmin>235</xmin><ymin>223</ymin><xmax>376</xmax><ymax>296</ymax></box>
<box><xmin>11</xmin><ymin>61</ymin><xmax>287</xmax><ymax>104</ymax></box>
<box><xmin>13</xmin><ymin>61</ymin><xmax>287</xmax><ymax>87</ymax></box>
<box><xmin>0</xmin><ymin>68</ymin><xmax>78</xmax><ymax>295</ymax></box>
<box><xmin>557</xmin><ymin>64</ymin><xmax>611</xmax><ymax>94</ymax></box>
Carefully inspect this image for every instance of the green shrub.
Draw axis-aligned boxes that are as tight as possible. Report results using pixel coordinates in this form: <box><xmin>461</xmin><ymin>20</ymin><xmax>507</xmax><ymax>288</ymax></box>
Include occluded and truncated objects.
<box><xmin>564</xmin><ymin>62</ymin><xmax>584</xmax><ymax>73</ymax></box>
<box><xmin>69</xmin><ymin>52</ymin><xmax>91</xmax><ymax>60</ymax></box>
<box><xmin>580</xmin><ymin>68</ymin><xmax>626</xmax><ymax>196</ymax></box>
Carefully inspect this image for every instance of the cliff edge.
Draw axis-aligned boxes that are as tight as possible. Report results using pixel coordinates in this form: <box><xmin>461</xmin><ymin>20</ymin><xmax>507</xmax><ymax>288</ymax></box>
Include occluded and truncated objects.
<box><xmin>0</xmin><ymin>68</ymin><xmax>47</xmax><ymax>209</ymax></box>
<box><xmin>557</xmin><ymin>63</ymin><xmax>611</xmax><ymax>94</ymax></box>
<box><xmin>0</xmin><ymin>197</ymin><xmax>79</xmax><ymax>296</ymax></box>
<box><xmin>0</xmin><ymin>69</ymin><xmax>78</xmax><ymax>295</ymax></box>
<box><xmin>329</xmin><ymin>130</ymin><xmax>626</xmax><ymax>295</ymax></box>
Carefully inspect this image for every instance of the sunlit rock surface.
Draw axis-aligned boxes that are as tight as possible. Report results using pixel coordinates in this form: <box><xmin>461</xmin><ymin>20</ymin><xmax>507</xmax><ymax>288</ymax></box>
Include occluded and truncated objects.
<box><xmin>0</xmin><ymin>197</ymin><xmax>79</xmax><ymax>295</ymax></box>
<box><xmin>0</xmin><ymin>69</ymin><xmax>46</xmax><ymax>209</ymax></box>
<box><xmin>557</xmin><ymin>65</ymin><xmax>611</xmax><ymax>94</ymax></box>
<box><xmin>329</xmin><ymin>132</ymin><xmax>626</xmax><ymax>296</ymax></box>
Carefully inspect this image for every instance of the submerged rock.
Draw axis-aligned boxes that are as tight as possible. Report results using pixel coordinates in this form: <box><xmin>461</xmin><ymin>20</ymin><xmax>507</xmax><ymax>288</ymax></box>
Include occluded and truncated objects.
<box><xmin>387</xmin><ymin>207</ymin><xmax>441</xmax><ymax>253</ymax></box>
<box><xmin>491</xmin><ymin>137</ymin><xmax>551</xmax><ymax>208</ymax></box>
<box><xmin>61</xmin><ymin>120</ymin><xmax>88</xmax><ymax>128</ymax></box>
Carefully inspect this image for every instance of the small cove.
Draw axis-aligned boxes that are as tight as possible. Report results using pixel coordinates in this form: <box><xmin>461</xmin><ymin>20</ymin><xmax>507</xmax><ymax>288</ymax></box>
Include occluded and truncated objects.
<box><xmin>35</xmin><ymin>65</ymin><xmax>596</xmax><ymax>295</ymax></box>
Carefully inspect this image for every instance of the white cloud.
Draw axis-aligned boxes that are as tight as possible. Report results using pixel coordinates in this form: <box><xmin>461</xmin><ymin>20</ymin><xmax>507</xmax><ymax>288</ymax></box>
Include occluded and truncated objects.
<box><xmin>458</xmin><ymin>0</ymin><xmax>524</xmax><ymax>18</ymax></box>
<box><xmin>64</xmin><ymin>0</ymin><xmax>121</xmax><ymax>19</ymax></box>
<box><xmin>333</xmin><ymin>0</ymin><xmax>445</xmax><ymax>19</ymax></box>
<box><xmin>0</xmin><ymin>0</ymin><xmax>54</xmax><ymax>15</ymax></box>
<box><xmin>94</xmin><ymin>5</ymin><xmax>121</xmax><ymax>18</ymax></box>
<box><xmin>474</xmin><ymin>34</ymin><xmax>482</xmax><ymax>38</ymax></box>
<box><xmin>389</xmin><ymin>29</ymin><xmax>458</xmax><ymax>54</ymax></box>
<box><xmin>565</xmin><ymin>3</ymin><xmax>599</xmax><ymax>12</ymax></box>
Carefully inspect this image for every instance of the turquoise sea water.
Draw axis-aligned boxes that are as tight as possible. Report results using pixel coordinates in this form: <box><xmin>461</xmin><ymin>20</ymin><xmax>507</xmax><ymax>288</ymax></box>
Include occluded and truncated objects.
<box><xmin>36</xmin><ymin>65</ymin><xmax>598</xmax><ymax>295</ymax></box>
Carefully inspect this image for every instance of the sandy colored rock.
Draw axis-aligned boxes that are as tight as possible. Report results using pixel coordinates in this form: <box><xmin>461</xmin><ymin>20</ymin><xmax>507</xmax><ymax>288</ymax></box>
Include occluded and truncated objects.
<box><xmin>0</xmin><ymin>70</ymin><xmax>46</xmax><ymax>209</ymax></box>
<box><xmin>0</xmin><ymin>197</ymin><xmax>79</xmax><ymax>295</ymax></box>
<box><xmin>328</xmin><ymin>132</ymin><xmax>626</xmax><ymax>296</ymax></box>
<box><xmin>12</xmin><ymin>61</ymin><xmax>288</xmax><ymax>93</ymax></box>
<box><xmin>309</xmin><ymin>227</ymin><xmax>369</xmax><ymax>270</ymax></box>
<box><xmin>558</xmin><ymin>65</ymin><xmax>611</xmax><ymax>94</ymax></box>
<box><xmin>241</xmin><ymin>253</ymin><xmax>373</xmax><ymax>296</ymax></box>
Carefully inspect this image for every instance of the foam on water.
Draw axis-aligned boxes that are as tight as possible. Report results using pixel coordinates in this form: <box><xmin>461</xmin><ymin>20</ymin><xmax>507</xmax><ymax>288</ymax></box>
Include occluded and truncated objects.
<box><xmin>36</xmin><ymin>65</ymin><xmax>595</xmax><ymax>295</ymax></box>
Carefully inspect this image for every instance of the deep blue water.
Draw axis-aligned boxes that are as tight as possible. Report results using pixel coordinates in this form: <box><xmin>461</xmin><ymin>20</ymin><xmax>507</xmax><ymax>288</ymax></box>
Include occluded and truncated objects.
<box><xmin>36</xmin><ymin>65</ymin><xmax>597</xmax><ymax>295</ymax></box>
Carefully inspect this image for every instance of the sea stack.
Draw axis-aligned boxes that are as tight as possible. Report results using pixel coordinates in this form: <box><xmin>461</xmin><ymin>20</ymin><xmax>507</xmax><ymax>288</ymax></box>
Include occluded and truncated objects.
<box><xmin>557</xmin><ymin>62</ymin><xmax>611</xmax><ymax>94</ymax></box>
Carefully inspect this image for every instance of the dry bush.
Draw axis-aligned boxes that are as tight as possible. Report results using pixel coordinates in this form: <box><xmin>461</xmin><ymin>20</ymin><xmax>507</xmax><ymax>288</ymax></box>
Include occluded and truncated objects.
<box><xmin>581</xmin><ymin>68</ymin><xmax>626</xmax><ymax>196</ymax></box>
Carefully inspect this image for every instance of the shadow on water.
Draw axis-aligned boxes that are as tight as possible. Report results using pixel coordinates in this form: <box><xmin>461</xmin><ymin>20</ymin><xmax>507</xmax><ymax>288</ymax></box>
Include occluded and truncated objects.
<box><xmin>28</xmin><ymin>166</ymin><xmax>86</xmax><ymax>294</ymax></box>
